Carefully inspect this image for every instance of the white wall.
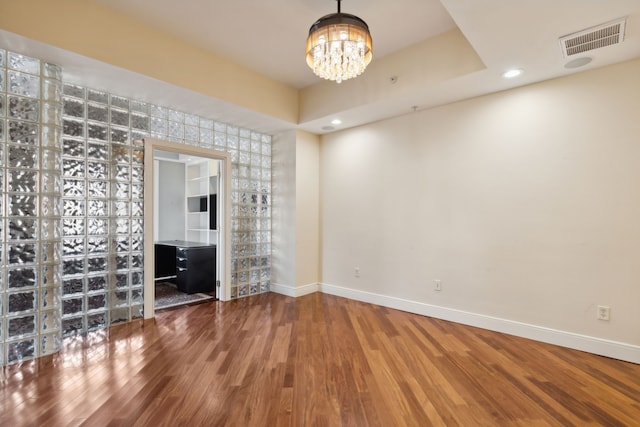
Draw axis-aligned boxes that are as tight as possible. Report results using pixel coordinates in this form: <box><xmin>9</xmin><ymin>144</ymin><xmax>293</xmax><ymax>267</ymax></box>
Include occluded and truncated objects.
<box><xmin>320</xmin><ymin>59</ymin><xmax>640</xmax><ymax>361</ymax></box>
<box><xmin>157</xmin><ymin>160</ymin><xmax>186</xmax><ymax>241</ymax></box>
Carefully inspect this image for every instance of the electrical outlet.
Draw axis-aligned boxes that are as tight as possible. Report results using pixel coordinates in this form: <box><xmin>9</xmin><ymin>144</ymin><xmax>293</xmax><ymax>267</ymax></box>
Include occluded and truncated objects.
<box><xmin>597</xmin><ymin>305</ymin><xmax>610</xmax><ymax>321</ymax></box>
<box><xmin>354</xmin><ymin>267</ymin><xmax>360</xmax><ymax>278</ymax></box>
<box><xmin>434</xmin><ymin>279</ymin><xmax>442</xmax><ymax>291</ymax></box>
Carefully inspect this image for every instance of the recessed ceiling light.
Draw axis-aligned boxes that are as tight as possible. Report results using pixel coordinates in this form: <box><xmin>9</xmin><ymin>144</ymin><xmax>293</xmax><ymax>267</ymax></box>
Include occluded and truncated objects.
<box><xmin>502</xmin><ymin>68</ymin><xmax>523</xmax><ymax>79</ymax></box>
<box><xmin>331</xmin><ymin>119</ymin><xmax>342</xmax><ymax>125</ymax></box>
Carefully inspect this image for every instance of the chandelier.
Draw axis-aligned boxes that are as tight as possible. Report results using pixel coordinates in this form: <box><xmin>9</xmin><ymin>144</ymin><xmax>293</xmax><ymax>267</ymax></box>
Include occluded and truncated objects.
<box><xmin>305</xmin><ymin>0</ymin><xmax>373</xmax><ymax>83</ymax></box>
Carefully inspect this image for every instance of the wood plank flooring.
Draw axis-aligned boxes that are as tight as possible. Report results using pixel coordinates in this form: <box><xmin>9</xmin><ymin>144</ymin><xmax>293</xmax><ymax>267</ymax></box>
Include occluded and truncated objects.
<box><xmin>1</xmin><ymin>292</ymin><xmax>639</xmax><ymax>426</ymax></box>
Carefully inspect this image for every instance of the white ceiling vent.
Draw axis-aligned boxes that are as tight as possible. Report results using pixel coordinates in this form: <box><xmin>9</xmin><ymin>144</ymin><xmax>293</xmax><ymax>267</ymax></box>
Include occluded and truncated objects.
<box><xmin>559</xmin><ymin>18</ymin><xmax>626</xmax><ymax>57</ymax></box>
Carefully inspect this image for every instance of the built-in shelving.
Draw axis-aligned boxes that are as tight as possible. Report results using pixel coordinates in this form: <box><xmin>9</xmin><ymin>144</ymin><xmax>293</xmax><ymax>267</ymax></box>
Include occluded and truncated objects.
<box><xmin>185</xmin><ymin>159</ymin><xmax>218</xmax><ymax>244</ymax></box>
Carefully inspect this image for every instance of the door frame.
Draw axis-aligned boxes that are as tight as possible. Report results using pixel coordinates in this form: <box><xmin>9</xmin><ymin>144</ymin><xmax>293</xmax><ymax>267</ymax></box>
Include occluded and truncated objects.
<box><xmin>143</xmin><ymin>138</ymin><xmax>232</xmax><ymax>318</ymax></box>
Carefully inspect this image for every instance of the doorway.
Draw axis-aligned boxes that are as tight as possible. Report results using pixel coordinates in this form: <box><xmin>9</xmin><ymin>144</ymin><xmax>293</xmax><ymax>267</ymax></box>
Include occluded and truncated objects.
<box><xmin>143</xmin><ymin>138</ymin><xmax>232</xmax><ymax>318</ymax></box>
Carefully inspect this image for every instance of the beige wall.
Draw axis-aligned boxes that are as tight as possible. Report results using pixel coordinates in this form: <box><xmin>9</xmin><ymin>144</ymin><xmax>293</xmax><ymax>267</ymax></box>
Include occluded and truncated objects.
<box><xmin>271</xmin><ymin>130</ymin><xmax>321</xmax><ymax>294</ymax></box>
<box><xmin>320</xmin><ymin>59</ymin><xmax>640</xmax><ymax>351</ymax></box>
<box><xmin>295</xmin><ymin>130</ymin><xmax>320</xmax><ymax>287</ymax></box>
<box><xmin>0</xmin><ymin>0</ymin><xmax>298</xmax><ymax>124</ymax></box>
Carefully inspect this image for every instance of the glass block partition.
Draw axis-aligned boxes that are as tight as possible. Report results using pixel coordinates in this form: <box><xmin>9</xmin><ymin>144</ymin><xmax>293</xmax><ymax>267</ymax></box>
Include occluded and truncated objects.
<box><xmin>1</xmin><ymin>50</ymin><xmax>64</xmax><ymax>364</ymax></box>
<box><xmin>1</xmin><ymin>47</ymin><xmax>272</xmax><ymax>365</ymax></box>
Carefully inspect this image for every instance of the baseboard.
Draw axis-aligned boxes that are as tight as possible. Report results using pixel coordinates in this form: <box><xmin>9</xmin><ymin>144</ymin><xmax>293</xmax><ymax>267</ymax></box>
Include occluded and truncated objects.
<box><xmin>270</xmin><ymin>282</ymin><xmax>319</xmax><ymax>298</ymax></box>
<box><xmin>318</xmin><ymin>282</ymin><xmax>640</xmax><ymax>365</ymax></box>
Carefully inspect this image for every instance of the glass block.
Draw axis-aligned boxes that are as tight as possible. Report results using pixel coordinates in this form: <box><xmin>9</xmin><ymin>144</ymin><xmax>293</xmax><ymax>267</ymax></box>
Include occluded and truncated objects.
<box><xmin>131</xmin><ymin>184</ymin><xmax>143</xmax><ymax>199</ymax></box>
<box><xmin>40</xmin><ymin>286</ymin><xmax>61</xmax><ymax>309</ymax></box>
<box><xmin>87</xmin><ymin>123</ymin><xmax>108</xmax><ymax>141</ymax></box>
<box><xmin>131</xmin><ymin>201</ymin><xmax>143</xmax><ymax>216</ymax></box>
<box><xmin>250</xmin><ymin>284</ymin><xmax>258</xmax><ymax>295</ymax></box>
<box><xmin>87</xmin><ymin>237</ymin><xmax>108</xmax><ymax>254</ymax></box>
<box><xmin>43</xmin><ymin>62</ymin><xmax>62</xmax><ymax>80</ymax></box>
<box><xmin>240</xmin><ymin>138</ymin><xmax>250</xmax><ymax>152</ymax></box>
<box><xmin>87</xmin><ymin>200</ymin><xmax>106</xmax><ymax>216</ymax></box>
<box><xmin>63</xmin><ymin>159</ymin><xmax>85</xmax><ymax>177</ymax></box>
<box><xmin>0</xmin><ymin>48</ymin><xmax>4</xmax><ymax>67</ymax></box>
<box><xmin>87</xmin><ymin>219</ymin><xmax>108</xmax><ymax>236</ymax></box>
<box><xmin>8</xmin><ymin>169</ymin><xmax>37</xmax><ymax>193</ymax></box>
<box><xmin>114</xmin><ymin>273</ymin><xmax>128</xmax><ymax>288</ymax></box>
<box><xmin>131</xmin><ymin>113</ymin><xmax>149</xmax><ymax>131</ymax></box>
<box><xmin>114</xmin><ymin>165</ymin><xmax>130</xmax><ymax>181</ymax></box>
<box><xmin>7</xmin><ymin>267</ymin><xmax>36</xmax><ymax>289</ymax></box>
<box><xmin>63</xmin><ymin>179</ymin><xmax>85</xmax><ymax>197</ymax></box>
<box><xmin>114</xmin><ymin>201</ymin><xmax>129</xmax><ymax>217</ymax></box>
<box><xmin>169</xmin><ymin>121</ymin><xmax>184</xmax><ymax>139</ymax></box>
<box><xmin>150</xmin><ymin>117</ymin><xmax>167</xmax><ymax>134</ymax></box>
<box><xmin>42</xmin><ymin>171</ymin><xmax>62</xmax><ymax>194</ymax></box>
<box><xmin>131</xmin><ymin>254</ymin><xmax>143</xmax><ymax>268</ymax></box>
<box><xmin>40</xmin><ymin>195</ymin><xmax>61</xmax><ymax>217</ymax></box>
<box><xmin>62</xmin><ymin>297</ymin><xmax>83</xmax><ymax>316</ymax></box>
<box><xmin>109</xmin><ymin>110</ymin><xmax>129</xmax><ymax>129</ymax></box>
<box><xmin>130</xmin><ymin>100</ymin><xmax>148</xmax><ymax>114</ymax></box>
<box><xmin>8</xmin><ymin>291</ymin><xmax>36</xmax><ymax>313</ymax></box>
<box><xmin>63</xmin><ymin>97</ymin><xmax>85</xmax><ymax>118</ymax></box>
<box><xmin>62</xmin><ymin>258</ymin><xmax>84</xmax><ymax>275</ymax></box>
<box><xmin>8</xmin><ymin>120</ymin><xmax>38</xmax><ymax>145</ymax></box>
<box><xmin>88</xmin><ymin>142</ymin><xmax>108</xmax><ymax>160</ymax></box>
<box><xmin>132</xmin><ymin>148</ymin><xmax>143</xmax><ymax>165</ymax></box>
<box><xmin>87</xmin><ymin>256</ymin><xmax>107</xmax><ymax>272</ymax></box>
<box><xmin>42</xmin><ymin>102</ymin><xmax>63</xmax><ymax>126</ymax></box>
<box><xmin>111</xmin><ymin>127</ymin><xmax>129</xmax><ymax>143</ymax></box>
<box><xmin>8</xmin><ymin>243</ymin><xmax>37</xmax><ymax>265</ymax></box>
<box><xmin>115</xmin><ymin>217</ymin><xmax>129</xmax><ymax>234</ymax></box>
<box><xmin>63</xmin><ymin>138</ymin><xmax>85</xmax><ymax>157</ymax></box>
<box><xmin>40</xmin><ymin>241</ymin><xmax>62</xmax><ymax>264</ymax></box>
<box><xmin>63</xmin><ymin>118</ymin><xmax>84</xmax><ymax>138</ymax></box>
<box><xmin>110</xmin><ymin>95</ymin><xmax>129</xmax><ymax>109</ymax></box>
<box><xmin>62</xmin><ymin>317</ymin><xmax>83</xmax><ymax>336</ymax></box>
<box><xmin>200</xmin><ymin>128</ymin><xmax>213</xmax><ymax>145</ymax></box>
<box><xmin>7</xmin><ymin>338</ymin><xmax>36</xmax><ymax>363</ymax></box>
<box><xmin>131</xmin><ymin>218</ymin><xmax>144</xmax><ymax>234</ymax></box>
<box><xmin>87</xmin><ymin>161</ymin><xmax>108</xmax><ymax>179</ymax></box>
<box><xmin>41</xmin><ymin>262</ymin><xmax>62</xmax><ymax>285</ymax></box>
<box><xmin>8</xmin><ymin>218</ymin><xmax>37</xmax><ymax>241</ymax></box>
<box><xmin>9</xmin><ymin>96</ymin><xmax>39</xmax><ymax>122</ymax></box>
<box><xmin>116</xmin><ymin>255</ymin><xmax>128</xmax><ymax>270</ymax></box>
<box><xmin>8</xmin><ymin>71</ymin><xmax>40</xmax><ymax>98</ymax></box>
<box><xmin>131</xmin><ymin>271</ymin><xmax>143</xmax><ymax>287</ymax></box>
<box><xmin>41</xmin><ymin>219</ymin><xmax>62</xmax><ymax>241</ymax></box>
<box><xmin>87</xmin><ymin>275</ymin><xmax>107</xmax><ymax>292</ymax></box>
<box><xmin>131</xmin><ymin>304</ymin><xmax>143</xmax><ymax>319</ymax></box>
<box><xmin>131</xmin><ymin>166</ymin><xmax>143</xmax><ymax>182</ymax></box>
<box><xmin>87</xmin><ymin>313</ymin><xmax>107</xmax><ymax>331</ymax></box>
<box><xmin>130</xmin><ymin>238</ymin><xmax>142</xmax><ymax>252</ymax></box>
<box><xmin>41</xmin><ymin>125</ymin><xmax>62</xmax><ymax>148</ymax></box>
<box><xmin>63</xmin><ymin>278</ymin><xmax>84</xmax><ymax>295</ymax></box>
<box><xmin>88</xmin><ymin>180</ymin><xmax>108</xmax><ymax>198</ymax></box>
<box><xmin>40</xmin><ymin>309</ymin><xmax>61</xmax><ymax>332</ymax></box>
<box><xmin>260</xmin><ymin>282</ymin><xmax>269</xmax><ymax>293</ymax></box>
<box><xmin>40</xmin><ymin>332</ymin><xmax>62</xmax><ymax>356</ymax></box>
<box><xmin>63</xmin><ymin>84</ymin><xmax>85</xmax><ymax>99</ymax></box>
<box><xmin>9</xmin><ymin>194</ymin><xmax>36</xmax><ymax>216</ymax></box>
<box><xmin>131</xmin><ymin>131</ymin><xmax>148</xmax><ymax>144</ymax></box>
<box><xmin>109</xmin><ymin>307</ymin><xmax>129</xmax><ymax>325</ymax></box>
<box><xmin>112</xmin><ymin>290</ymin><xmax>129</xmax><ymax>307</ymax></box>
<box><xmin>42</xmin><ymin>79</ymin><xmax>62</xmax><ymax>104</ymax></box>
<box><xmin>87</xmin><ymin>102</ymin><xmax>108</xmax><ymax>123</ymax></box>
<box><xmin>42</xmin><ymin>149</ymin><xmax>62</xmax><ymax>170</ymax></box>
<box><xmin>87</xmin><ymin>89</ymin><xmax>108</xmax><ymax>104</ymax></box>
<box><xmin>62</xmin><ymin>218</ymin><xmax>84</xmax><ymax>236</ymax></box>
<box><xmin>63</xmin><ymin>238</ymin><xmax>85</xmax><ymax>257</ymax></box>
<box><xmin>185</xmin><ymin>125</ymin><xmax>198</xmax><ymax>141</ymax></box>
<box><xmin>87</xmin><ymin>293</ymin><xmax>106</xmax><ymax>311</ymax></box>
<box><xmin>112</xmin><ymin>144</ymin><xmax>130</xmax><ymax>163</ymax></box>
<box><xmin>238</xmin><ymin>285</ymin><xmax>248</xmax><ymax>297</ymax></box>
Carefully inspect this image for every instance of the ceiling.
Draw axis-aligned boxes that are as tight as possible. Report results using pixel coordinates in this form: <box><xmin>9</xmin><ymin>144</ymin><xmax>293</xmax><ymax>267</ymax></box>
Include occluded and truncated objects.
<box><xmin>3</xmin><ymin>0</ymin><xmax>640</xmax><ymax>135</ymax></box>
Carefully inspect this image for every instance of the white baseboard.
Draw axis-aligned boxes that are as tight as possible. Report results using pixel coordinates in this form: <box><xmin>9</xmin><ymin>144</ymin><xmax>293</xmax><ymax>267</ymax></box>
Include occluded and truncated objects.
<box><xmin>270</xmin><ymin>282</ymin><xmax>319</xmax><ymax>298</ymax></box>
<box><xmin>316</xmin><ymin>282</ymin><xmax>640</xmax><ymax>365</ymax></box>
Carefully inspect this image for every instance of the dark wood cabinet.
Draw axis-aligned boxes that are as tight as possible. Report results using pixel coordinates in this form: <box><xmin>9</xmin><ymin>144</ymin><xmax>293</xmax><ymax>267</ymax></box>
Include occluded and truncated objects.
<box><xmin>155</xmin><ymin>240</ymin><xmax>216</xmax><ymax>294</ymax></box>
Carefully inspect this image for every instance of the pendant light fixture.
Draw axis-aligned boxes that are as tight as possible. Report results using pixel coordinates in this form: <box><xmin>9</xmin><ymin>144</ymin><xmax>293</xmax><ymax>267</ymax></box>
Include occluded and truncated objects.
<box><xmin>305</xmin><ymin>0</ymin><xmax>373</xmax><ymax>83</ymax></box>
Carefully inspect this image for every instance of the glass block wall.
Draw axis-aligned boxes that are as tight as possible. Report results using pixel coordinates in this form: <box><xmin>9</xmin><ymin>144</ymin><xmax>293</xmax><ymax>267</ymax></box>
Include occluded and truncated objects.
<box><xmin>1</xmin><ymin>47</ymin><xmax>272</xmax><ymax>365</ymax></box>
<box><xmin>1</xmin><ymin>50</ymin><xmax>64</xmax><ymax>364</ymax></box>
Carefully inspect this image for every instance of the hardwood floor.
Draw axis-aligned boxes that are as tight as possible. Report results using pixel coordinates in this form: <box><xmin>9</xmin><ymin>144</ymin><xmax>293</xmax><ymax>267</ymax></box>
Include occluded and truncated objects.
<box><xmin>2</xmin><ymin>292</ymin><xmax>639</xmax><ymax>426</ymax></box>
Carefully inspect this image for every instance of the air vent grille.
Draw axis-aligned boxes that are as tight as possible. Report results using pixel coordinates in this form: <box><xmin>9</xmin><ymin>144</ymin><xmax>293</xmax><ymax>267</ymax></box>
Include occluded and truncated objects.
<box><xmin>560</xmin><ymin>18</ymin><xmax>626</xmax><ymax>57</ymax></box>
